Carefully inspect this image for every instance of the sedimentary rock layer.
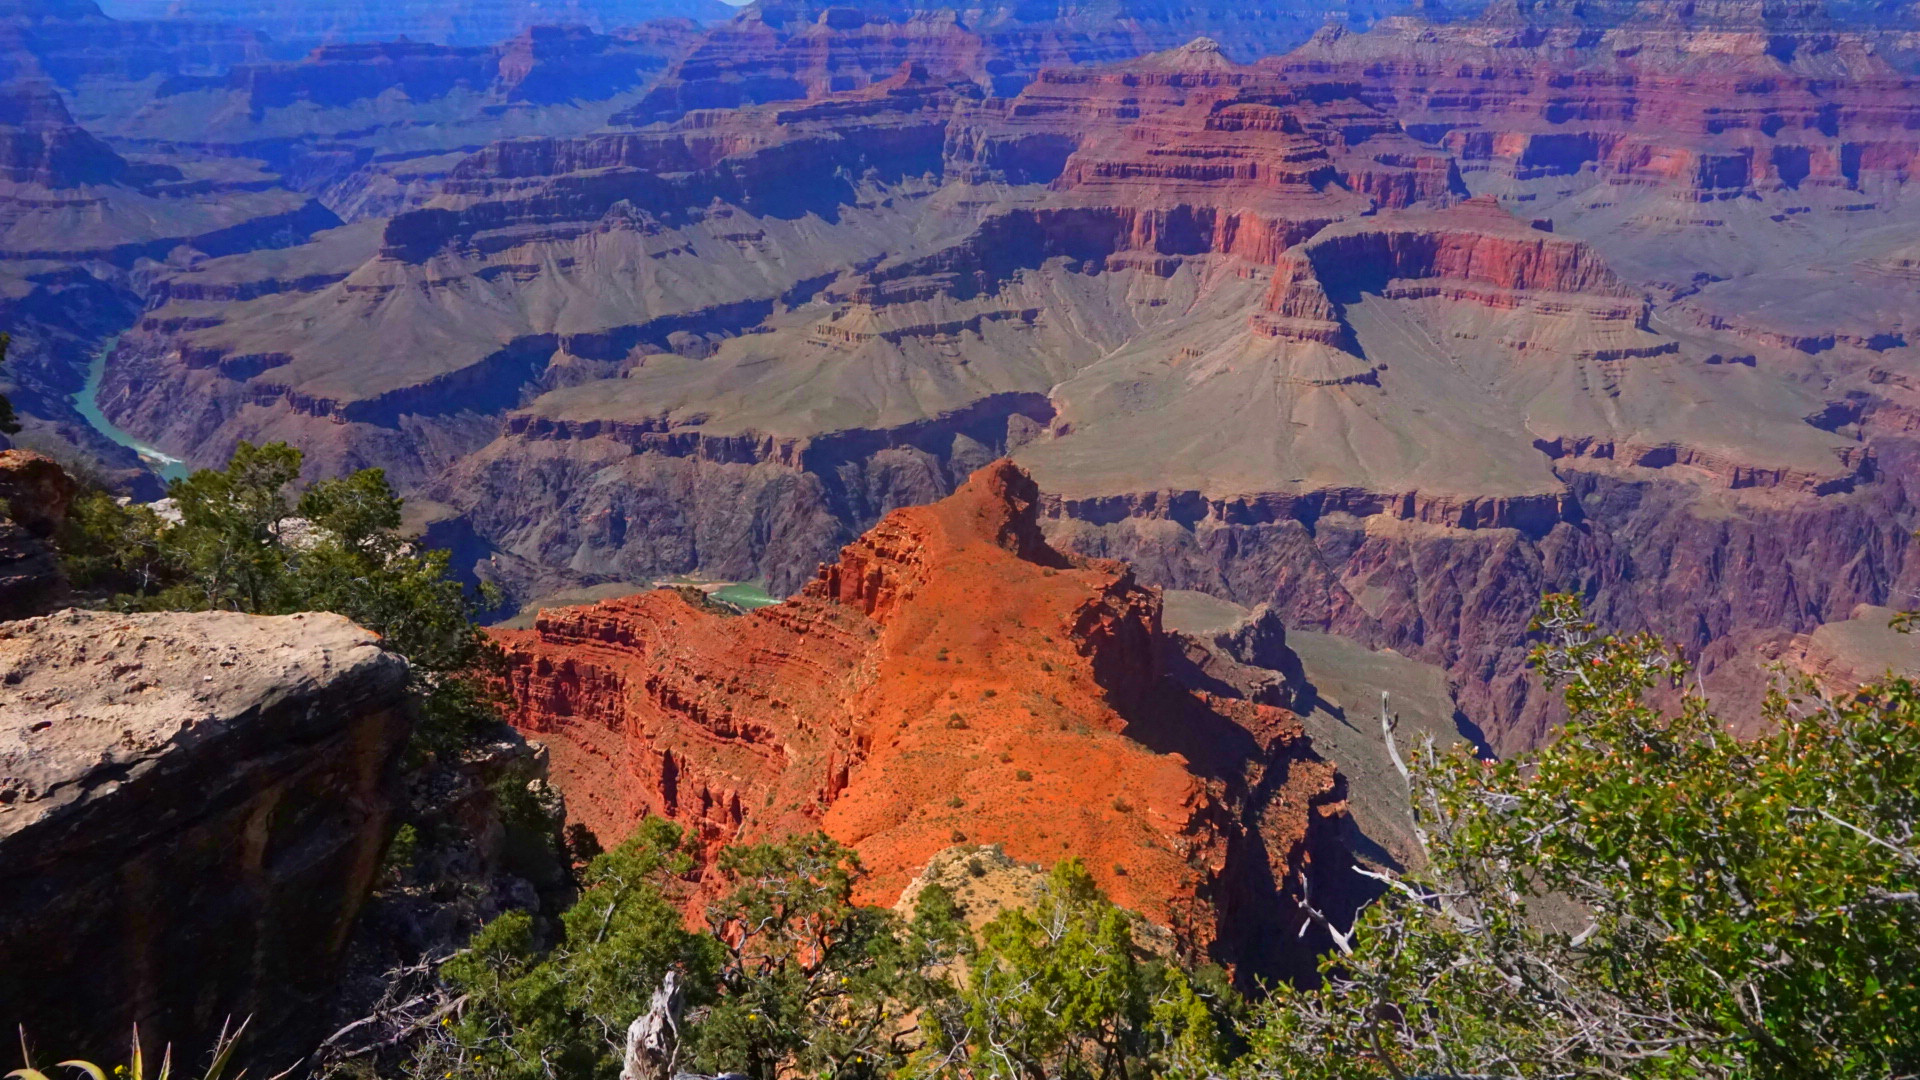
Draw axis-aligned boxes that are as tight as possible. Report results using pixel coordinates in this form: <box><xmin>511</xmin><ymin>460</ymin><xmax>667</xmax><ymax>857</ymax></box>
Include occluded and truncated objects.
<box><xmin>493</xmin><ymin>462</ymin><xmax>1356</xmax><ymax>980</ymax></box>
<box><xmin>99</xmin><ymin>0</ymin><xmax>733</xmax><ymax>48</ymax></box>
<box><xmin>66</xmin><ymin>10</ymin><xmax>1920</xmax><ymax>756</ymax></box>
<box><xmin>623</xmin><ymin>0</ymin><xmax>1402</xmax><ymax>121</ymax></box>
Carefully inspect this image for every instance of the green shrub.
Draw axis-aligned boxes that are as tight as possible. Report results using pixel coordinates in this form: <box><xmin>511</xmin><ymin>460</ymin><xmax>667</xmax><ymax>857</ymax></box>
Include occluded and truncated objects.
<box><xmin>0</xmin><ymin>333</ymin><xmax>19</xmax><ymax>436</ymax></box>
<box><xmin>432</xmin><ymin>820</ymin><xmax>718</xmax><ymax>1080</ymax></box>
<box><xmin>57</xmin><ymin>441</ymin><xmax>503</xmax><ymax>754</ymax></box>
<box><xmin>1244</xmin><ymin>595</ymin><xmax>1920</xmax><ymax>1080</ymax></box>
<box><xmin>917</xmin><ymin>859</ymin><xmax>1228</xmax><ymax>1080</ymax></box>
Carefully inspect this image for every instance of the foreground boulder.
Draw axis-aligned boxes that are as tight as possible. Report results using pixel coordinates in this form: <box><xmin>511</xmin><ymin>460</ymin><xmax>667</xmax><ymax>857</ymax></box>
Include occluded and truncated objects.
<box><xmin>0</xmin><ymin>609</ymin><xmax>412</xmax><ymax>1064</ymax></box>
<box><xmin>0</xmin><ymin>450</ymin><xmax>77</xmax><ymax>620</ymax></box>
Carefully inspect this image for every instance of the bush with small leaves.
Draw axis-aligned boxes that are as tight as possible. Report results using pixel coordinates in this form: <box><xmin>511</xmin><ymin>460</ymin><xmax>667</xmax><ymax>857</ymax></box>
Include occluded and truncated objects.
<box><xmin>430</xmin><ymin>820</ymin><xmax>719</xmax><ymax>1080</ymax></box>
<box><xmin>0</xmin><ymin>333</ymin><xmax>20</xmax><ymax>436</ymax></box>
<box><xmin>914</xmin><ymin>859</ymin><xmax>1228</xmax><ymax>1080</ymax></box>
<box><xmin>1244</xmin><ymin>595</ymin><xmax>1920</xmax><ymax>1080</ymax></box>
<box><xmin>682</xmin><ymin>834</ymin><xmax>967</xmax><ymax>1080</ymax></box>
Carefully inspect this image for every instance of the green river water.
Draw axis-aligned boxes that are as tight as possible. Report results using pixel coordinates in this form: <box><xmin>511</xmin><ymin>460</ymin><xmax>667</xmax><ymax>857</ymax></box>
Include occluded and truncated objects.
<box><xmin>711</xmin><ymin>582</ymin><xmax>781</xmax><ymax>611</ymax></box>
<box><xmin>73</xmin><ymin>339</ymin><xmax>191</xmax><ymax>484</ymax></box>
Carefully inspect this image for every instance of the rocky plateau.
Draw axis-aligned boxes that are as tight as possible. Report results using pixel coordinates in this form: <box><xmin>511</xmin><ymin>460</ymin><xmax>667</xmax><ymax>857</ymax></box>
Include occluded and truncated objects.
<box><xmin>1</xmin><ymin>0</ymin><xmax>1916</xmax><ymax>795</ymax></box>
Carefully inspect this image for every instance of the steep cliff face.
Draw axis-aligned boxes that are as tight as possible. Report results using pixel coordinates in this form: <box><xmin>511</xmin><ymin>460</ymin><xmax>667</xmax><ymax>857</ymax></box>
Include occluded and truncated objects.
<box><xmin>617</xmin><ymin>8</ymin><xmax>994</xmax><ymax>122</ymax></box>
<box><xmin>946</xmin><ymin>38</ymin><xmax>1459</xmax><ymax>251</ymax></box>
<box><xmin>0</xmin><ymin>608</ymin><xmax>412</xmax><ymax>1064</ymax></box>
<box><xmin>86</xmin><ymin>19</ymin><xmax>708</xmax><ymax>222</ymax></box>
<box><xmin>0</xmin><ymin>79</ymin><xmax>124</xmax><ymax>186</ymax></box>
<box><xmin>85</xmin><ymin>43</ymin><xmax>1453</xmax><ymax>495</ymax></box>
<box><xmin>81</xmin><ymin>20</ymin><xmax>1920</xmax><ymax>758</ymax></box>
<box><xmin>0</xmin><ymin>0</ymin><xmax>266</xmax><ymax>95</ymax></box>
<box><xmin>1780</xmin><ymin>603</ymin><xmax>1920</xmax><ymax>696</ymax></box>
<box><xmin>1047</xmin><ymin>443</ymin><xmax>1920</xmax><ymax>755</ymax></box>
<box><xmin>99</xmin><ymin>0</ymin><xmax>733</xmax><ymax>48</ymax></box>
<box><xmin>0</xmin><ymin>68</ymin><xmax>332</xmax><ymax>264</ymax></box>
<box><xmin>393</xmin><ymin>48</ymin><xmax>1469</xmax><ymax>596</ymax></box>
<box><xmin>1272</xmin><ymin>3</ymin><xmax>1920</xmax><ymax>340</ymax></box>
<box><xmin>102</xmin><ymin>70</ymin><xmax>974</xmax><ymax>490</ymax></box>
<box><xmin>1279</xmin><ymin>17</ymin><xmax>1920</xmax><ymax>204</ymax></box>
<box><xmin>0</xmin><ymin>449</ymin><xmax>76</xmax><ymax>618</ymax></box>
<box><xmin>0</xmin><ymin>0</ymin><xmax>721</xmax><ymax>482</ymax></box>
<box><xmin>623</xmin><ymin>0</ymin><xmax>1407</xmax><ymax>121</ymax></box>
<box><xmin>493</xmin><ymin>461</ymin><xmax>1356</xmax><ymax>980</ymax></box>
<box><xmin>158</xmin><ymin>25</ymin><xmax>698</xmax><ymax>124</ymax></box>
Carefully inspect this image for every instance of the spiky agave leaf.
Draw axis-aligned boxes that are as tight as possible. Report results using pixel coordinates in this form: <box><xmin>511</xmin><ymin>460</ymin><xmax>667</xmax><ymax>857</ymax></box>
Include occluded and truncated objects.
<box><xmin>199</xmin><ymin>1019</ymin><xmax>246</xmax><ymax>1080</ymax></box>
<box><xmin>55</xmin><ymin>1062</ymin><xmax>107</xmax><ymax>1080</ymax></box>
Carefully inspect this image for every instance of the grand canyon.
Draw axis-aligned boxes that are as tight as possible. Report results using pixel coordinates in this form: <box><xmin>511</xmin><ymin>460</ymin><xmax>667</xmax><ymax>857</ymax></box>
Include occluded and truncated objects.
<box><xmin>2</xmin><ymin>0</ymin><xmax>1917</xmax><ymax>1072</ymax></box>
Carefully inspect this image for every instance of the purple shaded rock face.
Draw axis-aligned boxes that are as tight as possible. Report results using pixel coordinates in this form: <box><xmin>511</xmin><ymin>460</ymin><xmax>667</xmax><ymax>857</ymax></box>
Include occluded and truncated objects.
<box><xmin>0</xmin><ymin>80</ymin><xmax>126</xmax><ymax>186</ymax></box>
<box><xmin>1050</xmin><ymin>448</ymin><xmax>1920</xmax><ymax>757</ymax></box>
<box><xmin>96</xmin><ymin>0</ymin><xmax>736</xmax><ymax>47</ymax></box>
<box><xmin>0</xmin><ymin>609</ymin><xmax>413</xmax><ymax>1067</ymax></box>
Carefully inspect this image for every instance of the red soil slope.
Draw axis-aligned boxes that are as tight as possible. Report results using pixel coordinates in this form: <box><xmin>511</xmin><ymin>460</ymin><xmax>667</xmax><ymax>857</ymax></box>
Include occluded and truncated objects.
<box><xmin>492</xmin><ymin>460</ymin><xmax>1354</xmax><ymax>978</ymax></box>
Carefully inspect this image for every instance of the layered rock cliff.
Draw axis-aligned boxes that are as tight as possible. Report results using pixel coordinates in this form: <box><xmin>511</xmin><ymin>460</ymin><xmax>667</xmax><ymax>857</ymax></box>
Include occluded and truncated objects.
<box><xmin>622</xmin><ymin>0</ymin><xmax>1407</xmax><ymax>121</ymax></box>
<box><xmin>0</xmin><ymin>0</ymin><xmax>266</xmax><ymax>98</ymax></box>
<box><xmin>1272</xmin><ymin>3</ymin><xmax>1920</xmax><ymax>318</ymax></box>
<box><xmin>0</xmin><ymin>78</ymin><xmax>125</xmax><ymax>186</ymax></box>
<box><xmin>493</xmin><ymin>461</ymin><xmax>1357</xmax><ymax>980</ymax></box>
<box><xmin>61</xmin><ymin>11</ymin><xmax>1920</xmax><ymax>758</ymax></box>
<box><xmin>99</xmin><ymin>0</ymin><xmax>733</xmax><ymax>48</ymax></box>
<box><xmin>92</xmin><ymin>20</ymin><xmax>709</xmax><ymax>222</ymax></box>
<box><xmin>0</xmin><ymin>608</ymin><xmax>412</xmax><ymax>1064</ymax></box>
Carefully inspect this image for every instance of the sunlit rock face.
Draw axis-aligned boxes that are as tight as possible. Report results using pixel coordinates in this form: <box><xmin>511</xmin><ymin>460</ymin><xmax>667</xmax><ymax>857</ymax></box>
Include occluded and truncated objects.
<box><xmin>493</xmin><ymin>461</ymin><xmax>1360</xmax><ymax>984</ymax></box>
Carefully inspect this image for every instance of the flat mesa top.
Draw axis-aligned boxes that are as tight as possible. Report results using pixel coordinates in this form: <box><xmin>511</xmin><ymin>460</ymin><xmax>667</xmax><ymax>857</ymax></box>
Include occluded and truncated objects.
<box><xmin>0</xmin><ymin>608</ymin><xmax>406</xmax><ymax>838</ymax></box>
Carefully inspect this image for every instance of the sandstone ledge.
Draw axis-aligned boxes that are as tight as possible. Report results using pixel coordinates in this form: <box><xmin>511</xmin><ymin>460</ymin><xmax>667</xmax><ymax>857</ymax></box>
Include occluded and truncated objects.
<box><xmin>0</xmin><ymin>609</ymin><xmax>413</xmax><ymax>1064</ymax></box>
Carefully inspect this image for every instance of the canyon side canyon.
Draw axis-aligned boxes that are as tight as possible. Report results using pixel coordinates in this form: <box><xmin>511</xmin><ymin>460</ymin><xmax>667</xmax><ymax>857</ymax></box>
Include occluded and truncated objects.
<box><xmin>3</xmin><ymin>0</ymin><xmax>1920</xmax><ymax>1027</ymax></box>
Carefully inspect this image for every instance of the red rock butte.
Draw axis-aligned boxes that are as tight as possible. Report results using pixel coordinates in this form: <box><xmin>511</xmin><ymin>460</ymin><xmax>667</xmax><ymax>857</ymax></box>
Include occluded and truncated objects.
<box><xmin>492</xmin><ymin>460</ymin><xmax>1355</xmax><ymax>979</ymax></box>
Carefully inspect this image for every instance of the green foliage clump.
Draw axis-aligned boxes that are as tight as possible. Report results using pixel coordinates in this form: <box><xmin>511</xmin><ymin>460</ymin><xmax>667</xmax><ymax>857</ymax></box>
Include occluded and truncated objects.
<box><xmin>58</xmin><ymin>487</ymin><xmax>171</xmax><ymax>593</ymax></box>
<box><xmin>383</xmin><ymin>823</ymin><xmax>420</xmax><ymax>879</ymax></box>
<box><xmin>1244</xmin><ymin>594</ymin><xmax>1920</xmax><ymax>1080</ymax></box>
<box><xmin>58</xmin><ymin>441</ymin><xmax>501</xmax><ymax>751</ymax></box>
<box><xmin>433</xmin><ymin>819</ymin><xmax>719</xmax><ymax>1080</ymax></box>
<box><xmin>430</xmin><ymin>830</ymin><xmax>1231</xmax><ymax>1080</ymax></box>
<box><xmin>922</xmin><ymin>858</ymin><xmax>1228</xmax><ymax>1080</ymax></box>
<box><xmin>432</xmin><ymin>828</ymin><xmax>972</xmax><ymax>1080</ymax></box>
<box><xmin>686</xmin><ymin>834</ymin><xmax>962</xmax><ymax>1080</ymax></box>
